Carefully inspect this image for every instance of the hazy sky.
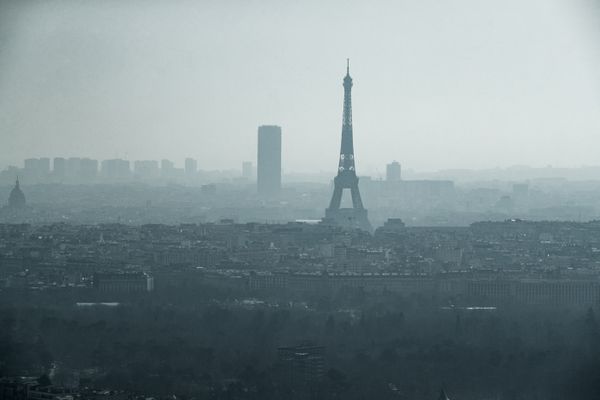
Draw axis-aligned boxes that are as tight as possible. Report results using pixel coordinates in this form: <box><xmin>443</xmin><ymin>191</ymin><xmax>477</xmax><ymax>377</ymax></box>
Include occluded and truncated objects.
<box><xmin>2</xmin><ymin>0</ymin><xmax>600</xmax><ymax>173</ymax></box>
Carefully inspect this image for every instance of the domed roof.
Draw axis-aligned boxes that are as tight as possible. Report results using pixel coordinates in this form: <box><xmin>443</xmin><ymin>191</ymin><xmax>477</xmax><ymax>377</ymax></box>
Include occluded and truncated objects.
<box><xmin>8</xmin><ymin>178</ymin><xmax>26</xmax><ymax>209</ymax></box>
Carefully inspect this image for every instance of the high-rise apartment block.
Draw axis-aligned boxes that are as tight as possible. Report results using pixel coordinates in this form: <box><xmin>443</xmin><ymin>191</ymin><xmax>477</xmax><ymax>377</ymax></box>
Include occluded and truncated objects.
<box><xmin>23</xmin><ymin>158</ymin><xmax>50</xmax><ymax>179</ymax></box>
<box><xmin>53</xmin><ymin>158</ymin><xmax>66</xmax><ymax>178</ymax></box>
<box><xmin>185</xmin><ymin>158</ymin><xmax>198</xmax><ymax>176</ymax></box>
<box><xmin>80</xmin><ymin>158</ymin><xmax>98</xmax><ymax>180</ymax></box>
<box><xmin>134</xmin><ymin>160</ymin><xmax>160</xmax><ymax>179</ymax></box>
<box><xmin>101</xmin><ymin>159</ymin><xmax>130</xmax><ymax>180</ymax></box>
<box><xmin>257</xmin><ymin>125</ymin><xmax>282</xmax><ymax>196</ymax></box>
<box><xmin>386</xmin><ymin>161</ymin><xmax>401</xmax><ymax>182</ymax></box>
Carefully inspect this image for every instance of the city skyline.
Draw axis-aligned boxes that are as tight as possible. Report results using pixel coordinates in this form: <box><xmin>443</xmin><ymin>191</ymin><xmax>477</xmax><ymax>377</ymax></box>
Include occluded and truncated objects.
<box><xmin>4</xmin><ymin>2</ymin><xmax>600</xmax><ymax>399</ymax></box>
<box><xmin>3</xmin><ymin>1</ymin><xmax>600</xmax><ymax>172</ymax></box>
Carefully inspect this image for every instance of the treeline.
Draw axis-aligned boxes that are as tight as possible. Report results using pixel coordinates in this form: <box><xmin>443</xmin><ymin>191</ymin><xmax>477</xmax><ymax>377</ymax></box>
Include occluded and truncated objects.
<box><xmin>1</xmin><ymin>289</ymin><xmax>600</xmax><ymax>399</ymax></box>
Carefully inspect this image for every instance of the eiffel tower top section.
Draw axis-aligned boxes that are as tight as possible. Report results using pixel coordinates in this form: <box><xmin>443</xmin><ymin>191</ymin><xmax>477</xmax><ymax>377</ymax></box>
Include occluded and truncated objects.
<box><xmin>342</xmin><ymin>59</ymin><xmax>352</xmax><ymax>128</ymax></box>
<box><xmin>338</xmin><ymin>59</ymin><xmax>356</xmax><ymax>175</ymax></box>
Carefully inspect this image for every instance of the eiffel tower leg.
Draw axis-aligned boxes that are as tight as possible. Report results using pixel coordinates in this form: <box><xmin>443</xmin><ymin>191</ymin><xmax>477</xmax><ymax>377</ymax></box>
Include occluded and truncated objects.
<box><xmin>329</xmin><ymin>184</ymin><xmax>343</xmax><ymax>209</ymax></box>
<box><xmin>350</xmin><ymin>185</ymin><xmax>364</xmax><ymax>210</ymax></box>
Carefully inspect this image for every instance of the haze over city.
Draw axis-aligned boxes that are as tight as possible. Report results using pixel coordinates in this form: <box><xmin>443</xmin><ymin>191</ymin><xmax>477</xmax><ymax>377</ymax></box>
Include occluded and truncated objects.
<box><xmin>3</xmin><ymin>0</ymin><xmax>600</xmax><ymax>172</ymax></box>
<box><xmin>6</xmin><ymin>2</ymin><xmax>600</xmax><ymax>400</ymax></box>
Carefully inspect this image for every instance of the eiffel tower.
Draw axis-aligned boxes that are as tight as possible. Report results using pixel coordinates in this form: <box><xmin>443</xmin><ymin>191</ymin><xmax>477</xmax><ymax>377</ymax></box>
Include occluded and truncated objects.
<box><xmin>324</xmin><ymin>60</ymin><xmax>372</xmax><ymax>232</ymax></box>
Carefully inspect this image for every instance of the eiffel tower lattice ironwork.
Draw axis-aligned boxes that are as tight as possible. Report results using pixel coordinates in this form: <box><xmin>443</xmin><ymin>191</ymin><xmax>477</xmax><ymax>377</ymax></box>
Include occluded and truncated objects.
<box><xmin>325</xmin><ymin>60</ymin><xmax>372</xmax><ymax>232</ymax></box>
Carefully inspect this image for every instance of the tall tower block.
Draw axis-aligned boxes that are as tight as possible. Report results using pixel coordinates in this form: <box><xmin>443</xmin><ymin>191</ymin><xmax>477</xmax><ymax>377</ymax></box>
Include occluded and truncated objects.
<box><xmin>257</xmin><ymin>125</ymin><xmax>282</xmax><ymax>196</ymax></box>
<box><xmin>325</xmin><ymin>61</ymin><xmax>372</xmax><ymax>232</ymax></box>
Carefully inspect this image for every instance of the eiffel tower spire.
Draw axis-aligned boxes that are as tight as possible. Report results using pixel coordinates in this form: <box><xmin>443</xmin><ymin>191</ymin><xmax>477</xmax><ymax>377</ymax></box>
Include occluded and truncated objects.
<box><xmin>325</xmin><ymin>61</ymin><xmax>372</xmax><ymax>232</ymax></box>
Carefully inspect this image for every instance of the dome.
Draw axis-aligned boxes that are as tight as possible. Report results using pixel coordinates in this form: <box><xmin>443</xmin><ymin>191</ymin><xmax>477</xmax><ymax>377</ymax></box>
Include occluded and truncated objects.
<box><xmin>8</xmin><ymin>178</ymin><xmax>26</xmax><ymax>209</ymax></box>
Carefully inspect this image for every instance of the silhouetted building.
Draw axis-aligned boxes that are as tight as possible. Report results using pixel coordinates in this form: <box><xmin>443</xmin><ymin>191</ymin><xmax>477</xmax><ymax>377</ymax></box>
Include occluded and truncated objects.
<box><xmin>257</xmin><ymin>125</ymin><xmax>281</xmax><ymax>196</ymax></box>
<box><xmin>386</xmin><ymin>161</ymin><xmax>401</xmax><ymax>181</ymax></box>
<box><xmin>8</xmin><ymin>178</ymin><xmax>26</xmax><ymax>209</ymax></box>
<box><xmin>185</xmin><ymin>158</ymin><xmax>198</xmax><ymax>176</ymax></box>
<box><xmin>325</xmin><ymin>60</ymin><xmax>372</xmax><ymax>232</ymax></box>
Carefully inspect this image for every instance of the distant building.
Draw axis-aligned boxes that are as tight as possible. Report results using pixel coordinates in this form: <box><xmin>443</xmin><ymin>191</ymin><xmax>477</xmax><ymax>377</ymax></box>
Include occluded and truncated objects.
<box><xmin>134</xmin><ymin>160</ymin><xmax>160</xmax><ymax>179</ymax></box>
<box><xmin>161</xmin><ymin>159</ymin><xmax>175</xmax><ymax>177</ymax></box>
<box><xmin>0</xmin><ymin>376</ymin><xmax>33</xmax><ymax>399</ymax></box>
<box><xmin>23</xmin><ymin>158</ymin><xmax>49</xmax><ymax>180</ymax></box>
<box><xmin>277</xmin><ymin>345</ymin><xmax>326</xmax><ymax>387</ymax></box>
<box><xmin>257</xmin><ymin>125</ymin><xmax>282</xmax><ymax>196</ymax></box>
<box><xmin>66</xmin><ymin>157</ymin><xmax>81</xmax><ymax>179</ymax></box>
<box><xmin>201</xmin><ymin>183</ymin><xmax>217</xmax><ymax>195</ymax></box>
<box><xmin>23</xmin><ymin>158</ymin><xmax>38</xmax><ymax>171</ymax></box>
<box><xmin>39</xmin><ymin>158</ymin><xmax>50</xmax><ymax>175</ymax></box>
<box><xmin>93</xmin><ymin>272</ymin><xmax>154</xmax><ymax>292</ymax></box>
<box><xmin>101</xmin><ymin>159</ymin><xmax>130</xmax><ymax>180</ymax></box>
<box><xmin>0</xmin><ymin>377</ymin><xmax>54</xmax><ymax>400</ymax></box>
<box><xmin>53</xmin><ymin>157</ymin><xmax>66</xmax><ymax>178</ymax></box>
<box><xmin>79</xmin><ymin>158</ymin><xmax>98</xmax><ymax>180</ymax></box>
<box><xmin>40</xmin><ymin>157</ymin><xmax>50</xmax><ymax>174</ymax></box>
<box><xmin>386</xmin><ymin>161</ymin><xmax>401</xmax><ymax>181</ymax></box>
<box><xmin>375</xmin><ymin>218</ymin><xmax>406</xmax><ymax>237</ymax></box>
<box><xmin>161</xmin><ymin>159</ymin><xmax>174</xmax><ymax>170</ymax></box>
<box><xmin>8</xmin><ymin>178</ymin><xmax>26</xmax><ymax>209</ymax></box>
<box><xmin>185</xmin><ymin>158</ymin><xmax>198</xmax><ymax>176</ymax></box>
<box><xmin>242</xmin><ymin>161</ymin><xmax>253</xmax><ymax>180</ymax></box>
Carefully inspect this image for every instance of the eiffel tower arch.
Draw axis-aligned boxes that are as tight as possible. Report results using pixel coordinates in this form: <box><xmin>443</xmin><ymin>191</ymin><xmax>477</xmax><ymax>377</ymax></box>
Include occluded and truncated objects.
<box><xmin>324</xmin><ymin>60</ymin><xmax>372</xmax><ymax>232</ymax></box>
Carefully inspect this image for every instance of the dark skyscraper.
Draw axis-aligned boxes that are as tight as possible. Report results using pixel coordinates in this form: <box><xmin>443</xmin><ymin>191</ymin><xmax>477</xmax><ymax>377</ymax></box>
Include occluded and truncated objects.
<box><xmin>257</xmin><ymin>125</ymin><xmax>281</xmax><ymax>196</ymax></box>
<box><xmin>325</xmin><ymin>61</ymin><xmax>372</xmax><ymax>232</ymax></box>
